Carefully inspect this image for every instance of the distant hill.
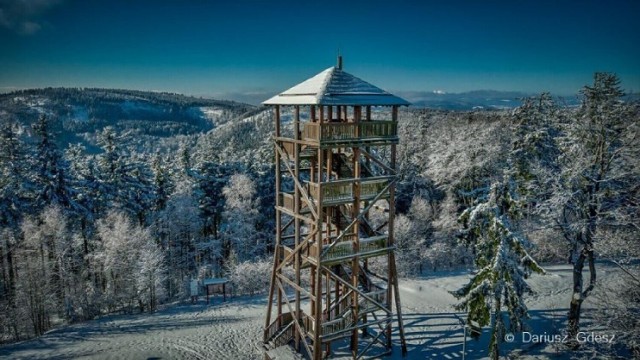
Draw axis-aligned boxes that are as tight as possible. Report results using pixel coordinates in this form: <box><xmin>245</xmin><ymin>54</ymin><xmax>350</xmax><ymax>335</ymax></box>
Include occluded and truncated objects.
<box><xmin>0</xmin><ymin>87</ymin><xmax>256</xmax><ymax>152</ymax></box>
<box><xmin>399</xmin><ymin>90</ymin><xmax>583</xmax><ymax>110</ymax></box>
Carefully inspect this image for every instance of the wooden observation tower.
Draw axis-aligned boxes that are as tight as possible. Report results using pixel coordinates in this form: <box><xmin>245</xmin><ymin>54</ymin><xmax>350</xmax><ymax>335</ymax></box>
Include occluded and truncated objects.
<box><xmin>262</xmin><ymin>57</ymin><xmax>409</xmax><ymax>359</ymax></box>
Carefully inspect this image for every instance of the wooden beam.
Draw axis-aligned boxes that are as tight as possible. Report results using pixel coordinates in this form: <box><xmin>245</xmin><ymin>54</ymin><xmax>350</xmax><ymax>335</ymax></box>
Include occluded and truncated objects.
<box><xmin>277</xmin><ymin>273</ymin><xmax>315</xmax><ymax>301</ymax></box>
<box><xmin>275</xmin><ymin>145</ymin><xmax>318</xmax><ymax>219</ymax></box>
<box><xmin>294</xmin><ymin>105</ymin><xmax>302</xmax><ymax>351</ymax></box>
<box><xmin>275</xmin><ymin>230</ymin><xmax>317</xmax><ymax>273</ymax></box>
<box><xmin>313</xmin><ymin>146</ymin><xmax>324</xmax><ymax>360</ymax></box>
<box><xmin>361</xmin><ymin>149</ymin><xmax>394</xmax><ymax>174</ymax></box>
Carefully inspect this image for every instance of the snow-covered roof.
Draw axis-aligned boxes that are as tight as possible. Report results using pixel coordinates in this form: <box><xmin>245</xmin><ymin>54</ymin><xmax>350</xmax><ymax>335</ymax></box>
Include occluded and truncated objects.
<box><xmin>263</xmin><ymin>67</ymin><xmax>410</xmax><ymax>106</ymax></box>
<box><xmin>203</xmin><ymin>278</ymin><xmax>229</xmax><ymax>285</ymax></box>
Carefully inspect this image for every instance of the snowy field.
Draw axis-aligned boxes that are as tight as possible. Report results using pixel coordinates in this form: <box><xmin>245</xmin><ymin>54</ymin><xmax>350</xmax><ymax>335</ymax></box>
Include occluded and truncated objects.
<box><xmin>0</xmin><ymin>264</ymin><xmax>624</xmax><ymax>360</ymax></box>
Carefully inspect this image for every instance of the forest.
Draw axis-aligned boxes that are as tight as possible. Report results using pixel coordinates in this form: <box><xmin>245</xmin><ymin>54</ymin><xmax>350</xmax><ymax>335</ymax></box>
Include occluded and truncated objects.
<box><xmin>0</xmin><ymin>75</ymin><xmax>638</xmax><ymax>358</ymax></box>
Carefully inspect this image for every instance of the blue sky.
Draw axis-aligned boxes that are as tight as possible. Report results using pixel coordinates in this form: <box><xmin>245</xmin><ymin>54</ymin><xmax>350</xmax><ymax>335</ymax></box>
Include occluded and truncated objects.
<box><xmin>1</xmin><ymin>0</ymin><xmax>638</xmax><ymax>103</ymax></box>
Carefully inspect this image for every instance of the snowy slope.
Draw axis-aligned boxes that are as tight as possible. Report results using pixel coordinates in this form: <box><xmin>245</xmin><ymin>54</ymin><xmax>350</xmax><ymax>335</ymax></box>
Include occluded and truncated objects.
<box><xmin>0</xmin><ymin>264</ymin><xmax>628</xmax><ymax>360</ymax></box>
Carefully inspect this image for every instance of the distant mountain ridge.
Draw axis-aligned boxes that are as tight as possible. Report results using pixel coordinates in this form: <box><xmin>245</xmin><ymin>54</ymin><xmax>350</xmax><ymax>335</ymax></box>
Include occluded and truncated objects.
<box><xmin>0</xmin><ymin>87</ymin><xmax>256</xmax><ymax>152</ymax></box>
<box><xmin>398</xmin><ymin>89</ymin><xmax>640</xmax><ymax>110</ymax></box>
<box><xmin>399</xmin><ymin>90</ymin><xmax>539</xmax><ymax>110</ymax></box>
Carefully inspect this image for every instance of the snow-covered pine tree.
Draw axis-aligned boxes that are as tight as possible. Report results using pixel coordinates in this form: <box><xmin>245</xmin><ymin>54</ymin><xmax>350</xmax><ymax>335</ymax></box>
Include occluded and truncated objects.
<box><xmin>151</xmin><ymin>155</ymin><xmax>173</xmax><ymax>212</ymax></box>
<box><xmin>194</xmin><ymin>160</ymin><xmax>237</xmax><ymax>239</ymax></box>
<box><xmin>96</xmin><ymin>127</ymin><xmax>154</xmax><ymax>225</ymax></box>
<box><xmin>511</xmin><ymin>92</ymin><xmax>561</xmax><ymax>199</ymax></box>
<box><xmin>0</xmin><ymin>122</ymin><xmax>31</xmax><ymax>229</ymax></box>
<box><xmin>452</xmin><ymin>94</ymin><xmax>558</xmax><ymax>359</ymax></box>
<box><xmin>453</xmin><ymin>173</ymin><xmax>544</xmax><ymax>360</ymax></box>
<box><xmin>32</xmin><ymin>115</ymin><xmax>74</xmax><ymax>210</ymax></box>
<box><xmin>0</xmin><ymin>122</ymin><xmax>31</xmax><ymax>326</ymax></box>
<box><xmin>63</xmin><ymin>143</ymin><xmax>97</xmax><ymax>253</ymax></box>
<box><xmin>125</xmin><ymin>158</ymin><xmax>155</xmax><ymax>225</ymax></box>
<box><xmin>0</xmin><ymin>122</ymin><xmax>38</xmax><ymax>340</ymax></box>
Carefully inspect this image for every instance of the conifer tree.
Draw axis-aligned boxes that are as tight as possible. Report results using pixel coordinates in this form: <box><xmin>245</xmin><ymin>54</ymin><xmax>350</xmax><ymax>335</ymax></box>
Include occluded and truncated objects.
<box><xmin>32</xmin><ymin>115</ymin><xmax>74</xmax><ymax>210</ymax></box>
<box><xmin>0</xmin><ymin>122</ymin><xmax>30</xmax><ymax>228</ymax></box>
<box><xmin>453</xmin><ymin>173</ymin><xmax>544</xmax><ymax>360</ymax></box>
<box><xmin>452</xmin><ymin>94</ymin><xmax>557</xmax><ymax>359</ymax></box>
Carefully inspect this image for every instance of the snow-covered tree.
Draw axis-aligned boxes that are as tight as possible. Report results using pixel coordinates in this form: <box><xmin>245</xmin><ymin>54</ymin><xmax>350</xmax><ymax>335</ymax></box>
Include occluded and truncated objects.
<box><xmin>545</xmin><ymin>73</ymin><xmax>639</xmax><ymax>346</ymax></box>
<box><xmin>151</xmin><ymin>155</ymin><xmax>172</xmax><ymax>212</ymax></box>
<box><xmin>228</xmin><ymin>258</ymin><xmax>271</xmax><ymax>296</ymax></box>
<box><xmin>453</xmin><ymin>175</ymin><xmax>544</xmax><ymax>360</ymax></box>
<box><xmin>0</xmin><ymin>123</ymin><xmax>31</xmax><ymax>333</ymax></box>
<box><xmin>393</xmin><ymin>214</ymin><xmax>426</xmax><ymax>276</ymax></box>
<box><xmin>15</xmin><ymin>206</ymin><xmax>76</xmax><ymax>336</ymax></box>
<box><xmin>96</xmin><ymin>127</ymin><xmax>154</xmax><ymax>224</ymax></box>
<box><xmin>94</xmin><ymin>211</ymin><xmax>165</xmax><ymax>312</ymax></box>
<box><xmin>136</xmin><ymin>237</ymin><xmax>166</xmax><ymax>312</ymax></box>
<box><xmin>222</xmin><ymin>174</ymin><xmax>260</xmax><ymax>263</ymax></box>
<box><xmin>32</xmin><ymin>115</ymin><xmax>73</xmax><ymax>210</ymax></box>
<box><xmin>152</xmin><ymin>183</ymin><xmax>203</xmax><ymax>298</ymax></box>
<box><xmin>63</xmin><ymin>143</ymin><xmax>98</xmax><ymax>253</ymax></box>
<box><xmin>0</xmin><ymin>122</ymin><xmax>31</xmax><ymax>228</ymax></box>
<box><xmin>194</xmin><ymin>161</ymin><xmax>237</xmax><ymax>238</ymax></box>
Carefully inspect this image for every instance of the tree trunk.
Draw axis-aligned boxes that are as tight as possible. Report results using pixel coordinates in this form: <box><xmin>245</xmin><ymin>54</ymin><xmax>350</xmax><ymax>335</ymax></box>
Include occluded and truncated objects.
<box><xmin>490</xmin><ymin>297</ymin><xmax>502</xmax><ymax>360</ymax></box>
<box><xmin>567</xmin><ymin>245</ymin><xmax>596</xmax><ymax>348</ymax></box>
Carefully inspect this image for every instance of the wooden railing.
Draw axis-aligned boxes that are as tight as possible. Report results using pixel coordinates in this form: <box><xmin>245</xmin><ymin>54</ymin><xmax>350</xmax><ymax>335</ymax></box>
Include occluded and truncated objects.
<box><xmin>315</xmin><ymin>181</ymin><xmax>353</xmax><ymax>204</ymax></box>
<box><xmin>360</xmin><ymin>178</ymin><xmax>389</xmax><ymax>200</ymax></box>
<box><xmin>307</xmin><ymin>177</ymin><xmax>391</xmax><ymax>205</ymax></box>
<box><xmin>308</xmin><ymin>235</ymin><xmax>389</xmax><ymax>262</ymax></box>
<box><xmin>272</xmin><ymin>322</ymin><xmax>295</xmax><ymax>348</ymax></box>
<box><xmin>321</xmin><ymin>309</ymin><xmax>355</xmax><ymax>337</ymax></box>
<box><xmin>303</xmin><ymin>121</ymin><xmax>397</xmax><ymax>143</ymax></box>
<box><xmin>280</xmin><ymin>140</ymin><xmax>295</xmax><ymax>155</ymax></box>
<box><xmin>302</xmin><ymin>289</ymin><xmax>388</xmax><ymax>339</ymax></box>
<box><xmin>279</xmin><ymin>192</ymin><xmax>310</xmax><ymax>213</ymax></box>
<box><xmin>264</xmin><ymin>312</ymin><xmax>294</xmax><ymax>342</ymax></box>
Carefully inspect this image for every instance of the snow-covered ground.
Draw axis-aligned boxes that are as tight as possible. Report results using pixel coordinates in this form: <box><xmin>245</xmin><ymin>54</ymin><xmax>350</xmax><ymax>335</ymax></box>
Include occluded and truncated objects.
<box><xmin>0</xmin><ymin>264</ymin><xmax>624</xmax><ymax>359</ymax></box>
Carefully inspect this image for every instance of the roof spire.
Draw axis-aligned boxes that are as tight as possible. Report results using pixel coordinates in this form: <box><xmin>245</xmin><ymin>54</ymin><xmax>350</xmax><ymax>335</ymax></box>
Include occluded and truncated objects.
<box><xmin>337</xmin><ymin>52</ymin><xmax>343</xmax><ymax>70</ymax></box>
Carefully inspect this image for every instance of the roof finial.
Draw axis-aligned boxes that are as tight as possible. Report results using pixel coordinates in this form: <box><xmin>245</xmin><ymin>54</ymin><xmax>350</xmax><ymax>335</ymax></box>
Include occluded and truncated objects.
<box><xmin>337</xmin><ymin>50</ymin><xmax>343</xmax><ymax>70</ymax></box>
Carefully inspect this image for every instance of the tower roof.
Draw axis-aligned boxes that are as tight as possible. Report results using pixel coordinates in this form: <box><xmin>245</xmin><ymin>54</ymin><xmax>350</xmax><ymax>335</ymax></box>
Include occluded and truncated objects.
<box><xmin>263</xmin><ymin>66</ymin><xmax>410</xmax><ymax>106</ymax></box>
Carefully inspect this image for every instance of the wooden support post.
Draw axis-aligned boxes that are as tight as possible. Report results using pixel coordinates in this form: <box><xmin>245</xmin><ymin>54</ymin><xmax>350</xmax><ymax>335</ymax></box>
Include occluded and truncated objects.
<box><xmin>351</xmin><ymin>106</ymin><xmax>361</xmax><ymax>359</ymax></box>
<box><xmin>386</xmin><ymin>106</ymin><xmax>398</xmax><ymax>348</ymax></box>
<box><xmin>294</xmin><ymin>105</ymin><xmax>301</xmax><ymax>351</ymax></box>
<box><xmin>276</xmin><ymin>105</ymin><xmax>283</xmax><ymax>326</ymax></box>
<box><xmin>313</xmin><ymin>146</ymin><xmax>324</xmax><ymax>360</ymax></box>
<box><xmin>325</xmin><ymin>146</ymin><xmax>333</xmax><ymax>355</ymax></box>
<box><xmin>266</xmin><ymin>105</ymin><xmax>282</xmax><ymax>332</ymax></box>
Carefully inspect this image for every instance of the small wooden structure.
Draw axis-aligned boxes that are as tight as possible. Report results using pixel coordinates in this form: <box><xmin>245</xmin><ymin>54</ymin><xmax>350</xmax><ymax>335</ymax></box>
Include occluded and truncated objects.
<box><xmin>263</xmin><ymin>57</ymin><xmax>408</xmax><ymax>359</ymax></box>
<box><xmin>203</xmin><ymin>278</ymin><xmax>229</xmax><ymax>303</ymax></box>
